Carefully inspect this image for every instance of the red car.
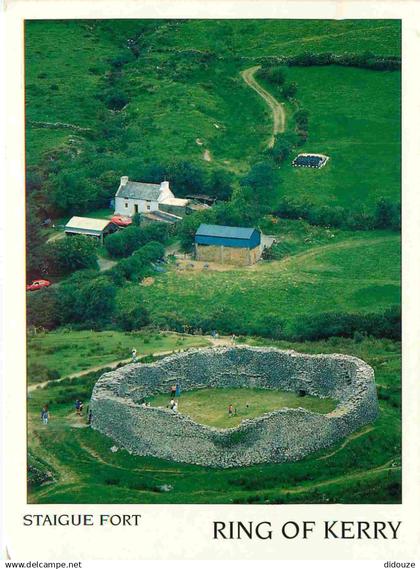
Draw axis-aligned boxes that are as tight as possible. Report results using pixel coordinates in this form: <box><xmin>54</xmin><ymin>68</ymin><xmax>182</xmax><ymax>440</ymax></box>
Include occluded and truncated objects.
<box><xmin>111</xmin><ymin>215</ymin><xmax>132</xmax><ymax>227</ymax></box>
<box><xmin>26</xmin><ymin>279</ymin><xmax>51</xmax><ymax>292</ymax></box>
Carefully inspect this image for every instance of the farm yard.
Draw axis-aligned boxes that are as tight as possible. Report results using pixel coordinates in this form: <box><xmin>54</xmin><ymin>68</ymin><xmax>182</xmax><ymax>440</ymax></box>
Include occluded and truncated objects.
<box><xmin>130</xmin><ymin>231</ymin><xmax>400</xmax><ymax>338</ymax></box>
<box><xmin>25</xmin><ymin>19</ymin><xmax>401</xmax><ymax>504</ymax></box>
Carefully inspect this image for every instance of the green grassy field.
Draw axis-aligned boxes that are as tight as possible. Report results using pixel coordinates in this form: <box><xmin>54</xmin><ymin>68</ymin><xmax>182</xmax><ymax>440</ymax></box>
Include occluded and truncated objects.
<box><xmin>277</xmin><ymin>66</ymin><xmax>401</xmax><ymax>209</ymax></box>
<box><xmin>119</xmin><ymin>231</ymin><xmax>400</xmax><ymax>336</ymax></box>
<box><xmin>25</xmin><ymin>19</ymin><xmax>401</xmax><ymax>210</ymax></box>
<box><xmin>160</xmin><ymin>20</ymin><xmax>400</xmax><ymax>57</ymax></box>
<box><xmin>149</xmin><ymin>387</ymin><xmax>337</xmax><ymax>428</ymax></box>
<box><xmin>27</xmin><ymin>336</ymin><xmax>401</xmax><ymax>504</ymax></box>
<box><xmin>27</xmin><ymin>330</ymin><xmax>210</xmax><ymax>384</ymax></box>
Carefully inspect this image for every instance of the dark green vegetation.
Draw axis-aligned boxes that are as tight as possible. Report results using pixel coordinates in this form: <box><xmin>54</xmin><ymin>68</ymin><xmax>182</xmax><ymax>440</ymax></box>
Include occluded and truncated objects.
<box><xmin>27</xmin><ymin>337</ymin><xmax>401</xmax><ymax>504</ymax></box>
<box><xmin>149</xmin><ymin>387</ymin><xmax>337</xmax><ymax>428</ymax></box>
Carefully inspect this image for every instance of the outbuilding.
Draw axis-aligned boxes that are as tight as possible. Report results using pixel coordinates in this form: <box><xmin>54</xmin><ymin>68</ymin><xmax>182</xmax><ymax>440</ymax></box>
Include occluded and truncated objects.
<box><xmin>195</xmin><ymin>223</ymin><xmax>261</xmax><ymax>266</ymax></box>
<box><xmin>64</xmin><ymin>216</ymin><xmax>118</xmax><ymax>243</ymax></box>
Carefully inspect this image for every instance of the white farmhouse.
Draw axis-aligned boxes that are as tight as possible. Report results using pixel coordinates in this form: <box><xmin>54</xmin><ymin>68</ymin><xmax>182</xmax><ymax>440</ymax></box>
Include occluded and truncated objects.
<box><xmin>114</xmin><ymin>176</ymin><xmax>188</xmax><ymax>217</ymax></box>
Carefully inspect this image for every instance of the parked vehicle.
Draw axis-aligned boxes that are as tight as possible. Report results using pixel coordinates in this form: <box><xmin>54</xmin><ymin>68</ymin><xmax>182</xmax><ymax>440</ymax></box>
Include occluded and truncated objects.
<box><xmin>111</xmin><ymin>215</ymin><xmax>132</xmax><ymax>227</ymax></box>
<box><xmin>26</xmin><ymin>279</ymin><xmax>51</xmax><ymax>291</ymax></box>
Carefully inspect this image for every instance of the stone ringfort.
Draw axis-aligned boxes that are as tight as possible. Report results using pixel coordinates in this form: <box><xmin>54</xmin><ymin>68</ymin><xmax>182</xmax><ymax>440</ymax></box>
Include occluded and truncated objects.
<box><xmin>90</xmin><ymin>346</ymin><xmax>379</xmax><ymax>468</ymax></box>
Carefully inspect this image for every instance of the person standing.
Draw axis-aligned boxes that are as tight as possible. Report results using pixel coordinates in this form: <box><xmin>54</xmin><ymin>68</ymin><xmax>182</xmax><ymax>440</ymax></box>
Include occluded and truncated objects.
<box><xmin>131</xmin><ymin>348</ymin><xmax>138</xmax><ymax>363</ymax></box>
<box><xmin>175</xmin><ymin>383</ymin><xmax>181</xmax><ymax>397</ymax></box>
<box><xmin>228</xmin><ymin>404</ymin><xmax>233</xmax><ymax>417</ymax></box>
<box><xmin>41</xmin><ymin>405</ymin><xmax>49</xmax><ymax>425</ymax></box>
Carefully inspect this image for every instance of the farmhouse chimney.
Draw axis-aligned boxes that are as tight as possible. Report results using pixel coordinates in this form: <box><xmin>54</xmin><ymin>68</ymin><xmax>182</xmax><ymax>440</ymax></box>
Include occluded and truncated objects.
<box><xmin>120</xmin><ymin>176</ymin><xmax>129</xmax><ymax>187</ymax></box>
<box><xmin>160</xmin><ymin>180</ymin><xmax>170</xmax><ymax>191</ymax></box>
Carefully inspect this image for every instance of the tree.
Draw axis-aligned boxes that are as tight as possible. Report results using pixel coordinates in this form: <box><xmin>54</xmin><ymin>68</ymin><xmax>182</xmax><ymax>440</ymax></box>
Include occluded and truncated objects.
<box><xmin>259</xmin><ymin>65</ymin><xmax>287</xmax><ymax>86</ymax></box>
<box><xmin>294</xmin><ymin>109</ymin><xmax>309</xmax><ymax>129</ymax></box>
<box><xmin>374</xmin><ymin>197</ymin><xmax>399</xmax><ymax>230</ymax></box>
<box><xmin>116</xmin><ymin>305</ymin><xmax>150</xmax><ymax>331</ymax></box>
<box><xmin>48</xmin><ymin>171</ymin><xmax>99</xmax><ymax>216</ymax></box>
<box><xmin>104</xmin><ymin>224</ymin><xmax>169</xmax><ymax>258</ymax></box>
<box><xmin>104</xmin><ymin>226</ymin><xmax>143</xmax><ymax>258</ymax></box>
<box><xmin>27</xmin><ymin>288</ymin><xmax>60</xmax><ymax>330</ymax></box>
<box><xmin>271</xmin><ymin>134</ymin><xmax>296</xmax><ymax>164</ymax></box>
<box><xmin>106</xmin><ymin>90</ymin><xmax>129</xmax><ymax>111</ymax></box>
<box><xmin>166</xmin><ymin>160</ymin><xmax>205</xmax><ymax>197</ymax></box>
<box><xmin>282</xmin><ymin>82</ymin><xmax>298</xmax><ymax>100</ymax></box>
<box><xmin>176</xmin><ymin>209</ymin><xmax>216</xmax><ymax>252</ymax></box>
<box><xmin>26</xmin><ymin>202</ymin><xmax>47</xmax><ymax>281</ymax></box>
<box><xmin>58</xmin><ymin>273</ymin><xmax>117</xmax><ymax>327</ymax></box>
<box><xmin>241</xmin><ymin>161</ymin><xmax>276</xmax><ymax>193</ymax></box>
<box><xmin>206</xmin><ymin>169</ymin><xmax>233</xmax><ymax>201</ymax></box>
<box><xmin>45</xmin><ymin>235</ymin><xmax>98</xmax><ymax>276</ymax></box>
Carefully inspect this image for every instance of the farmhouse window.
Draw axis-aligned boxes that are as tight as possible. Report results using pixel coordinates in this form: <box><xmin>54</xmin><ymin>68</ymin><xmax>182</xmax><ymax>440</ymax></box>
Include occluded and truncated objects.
<box><xmin>125</xmin><ymin>202</ymin><xmax>128</xmax><ymax>208</ymax></box>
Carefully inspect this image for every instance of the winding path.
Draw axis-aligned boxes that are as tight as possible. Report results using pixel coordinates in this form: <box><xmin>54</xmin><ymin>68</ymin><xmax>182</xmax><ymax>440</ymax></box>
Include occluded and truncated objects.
<box><xmin>27</xmin><ymin>335</ymin><xmax>230</xmax><ymax>393</ymax></box>
<box><xmin>241</xmin><ymin>65</ymin><xmax>286</xmax><ymax>148</ymax></box>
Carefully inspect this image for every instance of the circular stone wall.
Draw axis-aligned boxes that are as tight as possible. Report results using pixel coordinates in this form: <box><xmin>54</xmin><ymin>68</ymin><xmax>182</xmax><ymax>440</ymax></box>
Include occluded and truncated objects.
<box><xmin>89</xmin><ymin>346</ymin><xmax>379</xmax><ymax>468</ymax></box>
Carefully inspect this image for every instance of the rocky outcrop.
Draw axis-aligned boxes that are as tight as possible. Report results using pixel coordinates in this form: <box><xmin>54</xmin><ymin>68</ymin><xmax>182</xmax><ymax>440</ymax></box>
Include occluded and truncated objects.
<box><xmin>89</xmin><ymin>346</ymin><xmax>379</xmax><ymax>468</ymax></box>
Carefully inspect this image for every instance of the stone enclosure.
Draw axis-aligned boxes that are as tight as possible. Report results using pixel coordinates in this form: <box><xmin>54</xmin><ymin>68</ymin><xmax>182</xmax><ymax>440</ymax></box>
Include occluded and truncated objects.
<box><xmin>89</xmin><ymin>346</ymin><xmax>379</xmax><ymax>468</ymax></box>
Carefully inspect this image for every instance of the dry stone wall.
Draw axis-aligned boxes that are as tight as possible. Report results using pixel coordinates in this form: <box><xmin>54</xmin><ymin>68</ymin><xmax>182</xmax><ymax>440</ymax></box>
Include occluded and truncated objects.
<box><xmin>89</xmin><ymin>346</ymin><xmax>379</xmax><ymax>468</ymax></box>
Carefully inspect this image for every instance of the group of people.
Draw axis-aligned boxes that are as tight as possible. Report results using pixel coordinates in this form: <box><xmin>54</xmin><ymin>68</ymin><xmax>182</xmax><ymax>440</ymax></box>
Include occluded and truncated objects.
<box><xmin>169</xmin><ymin>399</ymin><xmax>178</xmax><ymax>412</ymax></box>
<box><xmin>168</xmin><ymin>383</ymin><xmax>181</xmax><ymax>412</ymax></box>
<box><xmin>40</xmin><ymin>398</ymin><xmax>92</xmax><ymax>425</ymax></box>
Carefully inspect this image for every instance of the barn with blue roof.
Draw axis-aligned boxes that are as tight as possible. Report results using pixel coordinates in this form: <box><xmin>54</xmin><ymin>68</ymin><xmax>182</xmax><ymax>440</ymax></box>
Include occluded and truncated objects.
<box><xmin>195</xmin><ymin>223</ymin><xmax>262</xmax><ymax>266</ymax></box>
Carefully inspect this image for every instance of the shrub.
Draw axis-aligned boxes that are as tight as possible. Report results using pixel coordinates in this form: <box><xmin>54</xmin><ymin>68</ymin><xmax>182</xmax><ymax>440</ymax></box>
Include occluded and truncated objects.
<box><xmin>374</xmin><ymin>197</ymin><xmax>401</xmax><ymax>231</ymax></box>
<box><xmin>206</xmin><ymin>169</ymin><xmax>234</xmax><ymax>201</ymax></box>
<box><xmin>116</xmin><ymin>305</ymin><xmax>150</xmax><ymax>331</ymax></box>
<box><xmin>258</xmin><ymin>65</ymin><xmax>287</xmax><ymax>86</ymax></box>
<box><xmin>271</xmin><ymin>134</ymin><xmax>296</xmax><ymax>164</ymax></box>
<box><xmin>106</xmin><ymin>90</ymin><xmax>129</xmax><ymax>111</ymax></box>
<box><xmin>44</xmin><ymin>235</ymin><xmax>98</xmax><ymax>276</ymax></box>
<box><xmin>110</xmin><ymin>241</ymin><xmax>165</xmax><ymax>282</ymax></box>
<box><xmin>104</xmin><ymin>225</ymin><xmax>168</xmax><ymax>258</ymax></box>
<box><xmin>27</xmin><ymin>288</ymin><xmax>60</xmax><ymax>330</ymax></box>
<box><xmin>282</xmin><ymin>81</ymin><xmax>298</xmax><ymax>100</ymax></box>
<box><xmin>291</xmin><ymin>307</ymin><xmax>401</xmax><ymax>342</ymax></box>
<box><xmin>273</xmin><ymin>196</ymin><xmax>400</xmax><ymax>232</ymax></box>
<box><xmin>57</xmin><ymin>273</ymin><xmax>117</xmax><ymax>328</ymax></box>
<box><xmin>132</xmin><ymin>212</ymin><xmax>141</xmax><ymax>226</ymax></box>
<box><xmin>283</xmin><ymin>51</ymin><xmax>401</xmax><ymax>71</ymax></box>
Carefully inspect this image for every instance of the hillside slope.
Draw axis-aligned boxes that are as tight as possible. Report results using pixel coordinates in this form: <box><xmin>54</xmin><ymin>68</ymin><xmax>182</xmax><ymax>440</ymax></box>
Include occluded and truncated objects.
<box><xmin>25</xmin><ymin>19</ymin><xmax>401</xmax><ymax>215</ymax></box>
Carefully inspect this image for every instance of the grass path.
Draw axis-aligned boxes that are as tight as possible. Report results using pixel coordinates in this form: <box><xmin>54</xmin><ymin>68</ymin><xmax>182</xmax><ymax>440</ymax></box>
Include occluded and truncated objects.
<box><xmin>283</xmin><ymin>459</ymin><xmax>400</xmax><ymax>495</ymax></box>
<box><xmin>27</xmin><ymin>335</ymin><xmax>230</xmax><ymax>393</ymax></box>
<box><xmin>241</xmin><ymin>65</ymin><xmax>285</xmax><ymax>147</ymax></box>
<box><xmin>317</xmin><ymin>425</ymin><xmax>375</xmax><ymax>460</ymax></box>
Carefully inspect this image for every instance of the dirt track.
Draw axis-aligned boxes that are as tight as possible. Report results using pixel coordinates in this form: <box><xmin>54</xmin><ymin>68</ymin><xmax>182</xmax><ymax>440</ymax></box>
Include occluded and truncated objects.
<box><xmin>241</xmin><ymin>65</ymin><xmax>285</xmax><ymax>148</ymax></box>
<box><xmin>27</xmin><ymin>335</ymin><xmax>230</xmax><ymax>393</ymax></box>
